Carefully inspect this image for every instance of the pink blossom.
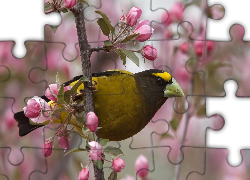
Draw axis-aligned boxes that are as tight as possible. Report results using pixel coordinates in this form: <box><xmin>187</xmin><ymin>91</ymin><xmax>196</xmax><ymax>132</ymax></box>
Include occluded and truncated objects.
<box><xmin>142</xmin><ymin>45</ymin><xmax>157</xmax><ymax>61</ymax></box>
<box><xmin>58</xmin><ymin>132</ymin><xmax>70</xmax><ymax>151</ymax></box>
<box><xmin>45</xmin><ymin>84</ymin><xmax>72</xmax><ymax>102</ymax></box>
<box><xmin>78</xmin><ymin>168</ymin><xmax>89</xmax><ymax>180</ymax></box>
<box><xmin>112</xmin><ymin>158</ymin><xmax>125</xmax><ymax>172</ymax></box>
<box><xmin>161</xmin><ymin>11</ymin><xmax>173</xmax><ymax>26</ymax></box>
<box><xmin>86</xmin><ymin>112</ymin><xmax>99</xmax><ymax>132</ymax></box>
<box><xmin>194</xmin><ymin>41</ymin><xmax>204</xmax><ymax>57</ymax></box>
<box><xmin>65</xmin><ymin>0</ymin><xmax>77</xmax><ymax>9</ymax></box>
<box><xmin>135</xmin><ymin>20</ymin><xmax>150</xmax><ymax>31</ymax></box>
<box><xmin>125</xmin><ymin>7</ymin><xmax>142</xmax><ymax>27</ymax></box>
<box><xmin>42</xmin><ymin>138</ymin><xmax>53</xmax><ymax>157</ymax></box>
<box><xmin>135</xmin><ymin>154</ymin><xmax>149</xmax><ymax>179</ymax></box>
<box><xmin>23</xmin><ymin>98</ymin><xmax>42</xmax><ymax>119</ymax></box>
<box><xmin>179</xmin><ymin>42</ymin><xmax>189</xmax><ymax>54</ymax></box>
<box><xmin>170</xmin><ymin>2</ymin><xmax>184</xmax><ymax>21</ymax></box>
<box><xmin>88</xmin><ymin>141</ymin><xmax>102</xmax><ymax>161</ymax></box>
<box><xmin>26</xmin><ymin>96</ymin><xmax>50</xmax><ymax>124</ymax></box>
<box><xmin>134</xmin><ymin>25</ymin><xmax>154</xmax><ymax>42</ymax></box>
<box><xmin>206</xmin><ymin>41</ymin><xmax>214</xmax><ymax>53</ymax></box>
<box><xmin>45</xmin><ymin>84</ymin><xmax>59</xmax><ymax>101</ymax></box>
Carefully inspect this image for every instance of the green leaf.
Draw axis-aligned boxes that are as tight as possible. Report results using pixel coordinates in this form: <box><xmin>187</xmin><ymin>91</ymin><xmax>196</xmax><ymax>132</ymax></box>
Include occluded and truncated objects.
<box><xmin>71</xmin><ymin>77</ymin><xmax>88</xmax><ymax>95</ymax></box>
<box><xmin>62</xmin><ymin>8</ymin><xmax>68</xmax><ymax>13</ymax></box>
<box><xmin>50</xmin><ymin>25</ymin><xmax>59</xmax><ymax>33</ymax></box>
<box><xmin>104</xmin><ymin>146</ymin><xmax>123</xmax><ymax>156</ymax></box>
<box><xmin>57</xmin><ymin>85</ymin><xmax>65</xmax><ymax>104</ymax></box>
<box><xmin>64</xmin><ymin>90</ymin><xmax>71</xmax><ymax>104</ymax></box>
<box><xmin>74</xmin><ymin>126</ymin><xmax>88</xmax><ymax>139</ymax></box>
<box><xmin>170</xmin><ymin>119</ymin><xmax>180</xmax><ymax>131</ymax></box>
<box><xmin>97</xmin><ymin>18</ymin><xmax>110</xmax><ymax>36</ymax></box>
<box><xmin>77</xmin><ymin>0</ymin><xmax>89</xmax><ymax>6</ymax></box>
<box><xmin>120</xmin><ymin>33</ymin><xmax>140</xmax><ymax>43</ymax></box>
<box><xmin>122</xmin><ymin>49</ymin><xmax>139</xmax><ymax>67</ymax></box>
<box><xmin>108</xmin><ymin>171</ymin><xmax>117</xmax><ymax>180</ymax></box>
<box><xmin>44</xmin><ymin>4</ymin><xmax>51</xmax><ymax>11</ymax></box>
<box><xmin>86</xmin><ymin>139</ymin><xmax>91</xmax><ymax>149</ymax></box>
<box><xmin>93</xmin><ymin>160</ymin><xmax>103</xmax><ymax>170</ymax></box>
<box><xmin>99</xmin><ymin>138</ymin><xmax>109</xmax><ymax>146</ymax></box>
<box><xmin>95</xmin><ymin>10</ymin><xmax>114</xmax><ymax>34</ymax></box>
<box><xmin>104</xmin><ymin>40</ymin><xmax>113</xmax><ymax>46</ymax></box>
<box><xmin>63</xmin><ymin>148</ymin><xmax>87</xmax><ymax>157</ymax></box>
<box><xmin>114</xmin><ymin>49</ymin><xmax>126</xmax><ymax>65</ymax></box>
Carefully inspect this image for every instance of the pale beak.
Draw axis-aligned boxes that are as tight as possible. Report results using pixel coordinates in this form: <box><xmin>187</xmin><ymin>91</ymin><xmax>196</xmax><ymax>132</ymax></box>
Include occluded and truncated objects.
<box><xmin>164</xmin><ymin>78</ymin><xmax>185</xmax><ymax>98</ymax></box>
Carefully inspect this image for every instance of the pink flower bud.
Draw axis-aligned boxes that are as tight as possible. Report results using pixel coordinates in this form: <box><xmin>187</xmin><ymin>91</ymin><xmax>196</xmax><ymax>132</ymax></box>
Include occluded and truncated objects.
<box><xmin>166</xmin><ymin>30</ymin><xmax>173</xmax><ymax>39</ymax></box>
<box><xmin>58</xmin><ymin>133</ymin><xmax>70</xmax><ymax>151</ymax></box>
<box><xmin>170</xmin><ymin>2</ymin><xmax>184</xmax><ymax>21</ymax></box>
<box><xmin>65</xmin><ymin>0</ymin><xmax>77</xmax><ymax>9</ymax></box>
<box><xmin>126</xmin><ymin>7</ymin><xmax>142</xmax><ymax>27</ymax></box>
<box><xmin>78</xmin><ymin>168</ymin><xmax>89</xmax><ymax>180</ymax></box>
<box><xmin>179</xmin><ymin>42</ymin><xmax>189</xmax><ymax>54</ymax></box>
<box><xmin>134</xmin><ymin>24</ymin><xmax>154</xmax><ymax>42</ymax></box>
<box><xmin>142</xmin><ymin>45</ymin><xmax>157</xmax><ymax>61</ymax></box>
<box><xmin>194</xmin><ymin>41</ymin><xmax>204</xmax><ymax>57</ymax></box>
<box><xmin>23</xmin><ymin>98</ymin><xmax>42</xmax><ymax>118</ymax></box>
<box><xmin>42</xmin><ymin>138</ymin><xmax>53</xmax><ymax>157</ymax></box>
<box><xmin>206</xmin><ymin>41</ymin><xmax>214</xmax><ymax>53</ymax></box>
<box><xmin>86</xmin><ymin>112</ymin><xmax>98</xmax><ymax>132</ymax></box>
<box><xmin>135</xmin><ymin>155</ymin><xmax>149</xmax><ymax>179</ymax></box>
<box><xmin>161</xmin><ymin>12</ymin><xmax>172</xmax><ymax>26</ymax></box>
<box><xmin>45</xmin><ymin>84</ymin><xmax>71</xmax><ymax>102</ymax></box>
<box><xmin>112</xmin><ymin>158</ymin><xmax>125</xmax><ymax>172</ymax></box>
<box><xmin>45</xmin><ymin>84</ymin><xmax>58</xmax><ymax>101</ymax></box>
<box><xmin>88</xmin><ymin>141</ymin><xmax>102</xmax><ymax>161</ymax></box>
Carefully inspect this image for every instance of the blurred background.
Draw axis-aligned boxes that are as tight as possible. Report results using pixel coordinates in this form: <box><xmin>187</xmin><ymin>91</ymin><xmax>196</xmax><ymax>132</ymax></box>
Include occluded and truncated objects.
<box><xmin>1</xmin><ymin>0</ymin><xmax>250</xmax><ymax>179</ymax></box>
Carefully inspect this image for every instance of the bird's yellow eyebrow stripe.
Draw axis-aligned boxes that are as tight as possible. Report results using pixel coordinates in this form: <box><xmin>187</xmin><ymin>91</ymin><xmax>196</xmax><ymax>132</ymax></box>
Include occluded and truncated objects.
<box><xmin>152</xmin><ymin>72</ymin><xmax>172</xmax><ymax>82</ymax></box>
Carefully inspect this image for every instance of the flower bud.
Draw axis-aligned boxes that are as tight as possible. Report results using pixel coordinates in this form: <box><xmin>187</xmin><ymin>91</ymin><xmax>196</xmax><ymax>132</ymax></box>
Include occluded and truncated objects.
<box><xmin>161</xmin><ymin>12</ymin><xmax>172</xmax><ymax>26</ymax></box>
<box><xmin>78</xmin><ymin>168</ymin><xmax>89</xmax><ymax>180</ymax></box>
<box><xmin>179</xmin><ymin>42</ymin><xmax>189</xmax><ymax>54</ymax></box>
<box><xmin>194</xmin><ymin>41</ymin><xmax>204</xmax><ymax>57</ymax></box>
<box><xmin>134</xmin><ymin>22</ymin><xmax>154</xmax><ymax>42</ymax></box>
<box><xmin>65</xmin><ymin>0</ymin><xmax>77</xmax><ymax>9</ymax></box>
<box><xmin>141</xmin><ymin>45</ymin><xmax>157</xmax><ymax>61</ymax></box>
<box><xmin>86</xmin><ymin>112</ymin><xmax>99</xmax><ymax>132</ymax></box>
<box><xmin>42</xmin><ymin>138</ymin><xmax>53</xmax><ymax>157</ymax></box>
<box><xmin>58</xmin><ymin>132</ymin><xmax>70</xmax><ymax>151</ymax></box>
<box><xmin>126</xmin><ymin>7</ymin><xmax>142</xmax><ymax>27</ymax></box>
<box><xmin>112</xmin><ymin>158</ymin><xmax>125</xmax><ymax>172</ymax></box>
<box><xmin>170</xmin><ymin>2</ymin><xmax>184</xmax><ymax>21</ymax></box>
<box><xmin>23</xmin><ymin>98</ymin><xmax>42</xmax><ymax>118</ymax></box>
<box><xmin>45</xmin><ymin>84</ymin><xmax>59</xmax><ymax>101</ymax></box>
<box><xmin>45</xmin><ymin>84</ymin><xmax>71</xmax><ymax>102</ymax></box>
<box><xmin>206</xmin><ymin>41</ymin><xmax>214</xmax><ymax>53</ymax></box>
<box><xmin>88</xmin><ymin>141</ymin><xmax>102</xmax><ymax>161</ymax></box>
<box><xmin>135</xmin><ymin>155</ymin><xmax>149</xmax><ymax>179</ymax></box>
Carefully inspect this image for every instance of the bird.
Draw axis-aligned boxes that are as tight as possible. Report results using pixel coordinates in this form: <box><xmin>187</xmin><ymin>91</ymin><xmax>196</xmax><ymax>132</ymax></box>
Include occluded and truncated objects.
<box><xmin>14</xmin><ymin>69</ymin><xmax>184</xmax><ymax>141</ymax></box>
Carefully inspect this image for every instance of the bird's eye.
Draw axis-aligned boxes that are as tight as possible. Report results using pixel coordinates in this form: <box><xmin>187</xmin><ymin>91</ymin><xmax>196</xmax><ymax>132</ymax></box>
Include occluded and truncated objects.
<box><xmin>156</xmin><ymin>77</ymin><xmax>163</xmax><ymax>85</ymax></box>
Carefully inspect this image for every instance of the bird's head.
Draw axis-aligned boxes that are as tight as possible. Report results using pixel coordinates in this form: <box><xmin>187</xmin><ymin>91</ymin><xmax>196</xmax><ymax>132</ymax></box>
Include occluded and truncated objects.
<box><xmin>134</xmin><ymin>69</ymin><xmax>184</xmax><ymax>98</ymax></box>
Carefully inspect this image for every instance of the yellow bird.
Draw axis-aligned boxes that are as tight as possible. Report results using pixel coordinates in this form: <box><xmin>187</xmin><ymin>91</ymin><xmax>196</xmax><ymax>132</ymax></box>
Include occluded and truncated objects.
<box><xmin>14</xmin><ymin>69</ymin><xmax>184</xmax><ymax>141</ymax></box>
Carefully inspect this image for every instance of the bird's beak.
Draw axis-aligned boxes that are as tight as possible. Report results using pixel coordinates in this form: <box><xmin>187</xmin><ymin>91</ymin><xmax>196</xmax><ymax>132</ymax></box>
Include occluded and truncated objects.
<box><xmin>164</xmin><ymin>78</ymin><xmax>185</xmax><ymax>98</ymax></box>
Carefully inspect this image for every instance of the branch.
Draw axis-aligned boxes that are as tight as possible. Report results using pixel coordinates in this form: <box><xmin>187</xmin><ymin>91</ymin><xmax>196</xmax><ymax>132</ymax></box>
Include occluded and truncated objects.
<box><xmin>71</xmin><ymin>2</ymin><xmax>105</xmax><ymax>180</ymax></box>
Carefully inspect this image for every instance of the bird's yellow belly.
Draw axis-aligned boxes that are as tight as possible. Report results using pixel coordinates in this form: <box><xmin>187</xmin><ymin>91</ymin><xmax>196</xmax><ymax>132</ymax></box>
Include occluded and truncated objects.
<box><xmin>93</xmin><ymin>74</ymin><xmax>149</xmax><ymax>141</ymax></box>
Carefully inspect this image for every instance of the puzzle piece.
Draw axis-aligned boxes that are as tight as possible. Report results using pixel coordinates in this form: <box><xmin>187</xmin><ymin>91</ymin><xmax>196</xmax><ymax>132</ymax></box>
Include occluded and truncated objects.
<box><xmin>206</xmin><ymin>0</ymin><xmax>250</xmax><ymax>41</ymax></box>
<box><xmin>206</xmin><ymin>79</ymin><xmax>250</xmax><ymax>167</ymax></box>
<box><xmin>0</xmin><ymin>0</ymin><xmax>60</xmax><ymax>58</ymax></box>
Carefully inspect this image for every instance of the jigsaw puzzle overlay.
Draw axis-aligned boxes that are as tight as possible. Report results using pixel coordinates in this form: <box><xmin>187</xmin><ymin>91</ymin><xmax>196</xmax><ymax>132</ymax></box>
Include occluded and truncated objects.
<box><xmin>1</xmin><ymin>0</ymin><xmax>250</xmax><ymax>179</ymax></box>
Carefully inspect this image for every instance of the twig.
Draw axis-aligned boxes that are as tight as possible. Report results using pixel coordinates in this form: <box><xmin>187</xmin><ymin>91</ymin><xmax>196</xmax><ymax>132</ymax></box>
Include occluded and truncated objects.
<box><xmin>71</xmin><ymin>2</ymin><xmax>105</xmax><ymax>180</ymax></box>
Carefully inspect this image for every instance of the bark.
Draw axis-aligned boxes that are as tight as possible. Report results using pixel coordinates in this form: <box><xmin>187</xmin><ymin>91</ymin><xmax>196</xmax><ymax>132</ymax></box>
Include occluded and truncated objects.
<box><xmin>72</xmin><ymin>3</ymin><xmax>105</xmax><ymax>180</ymax></box>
